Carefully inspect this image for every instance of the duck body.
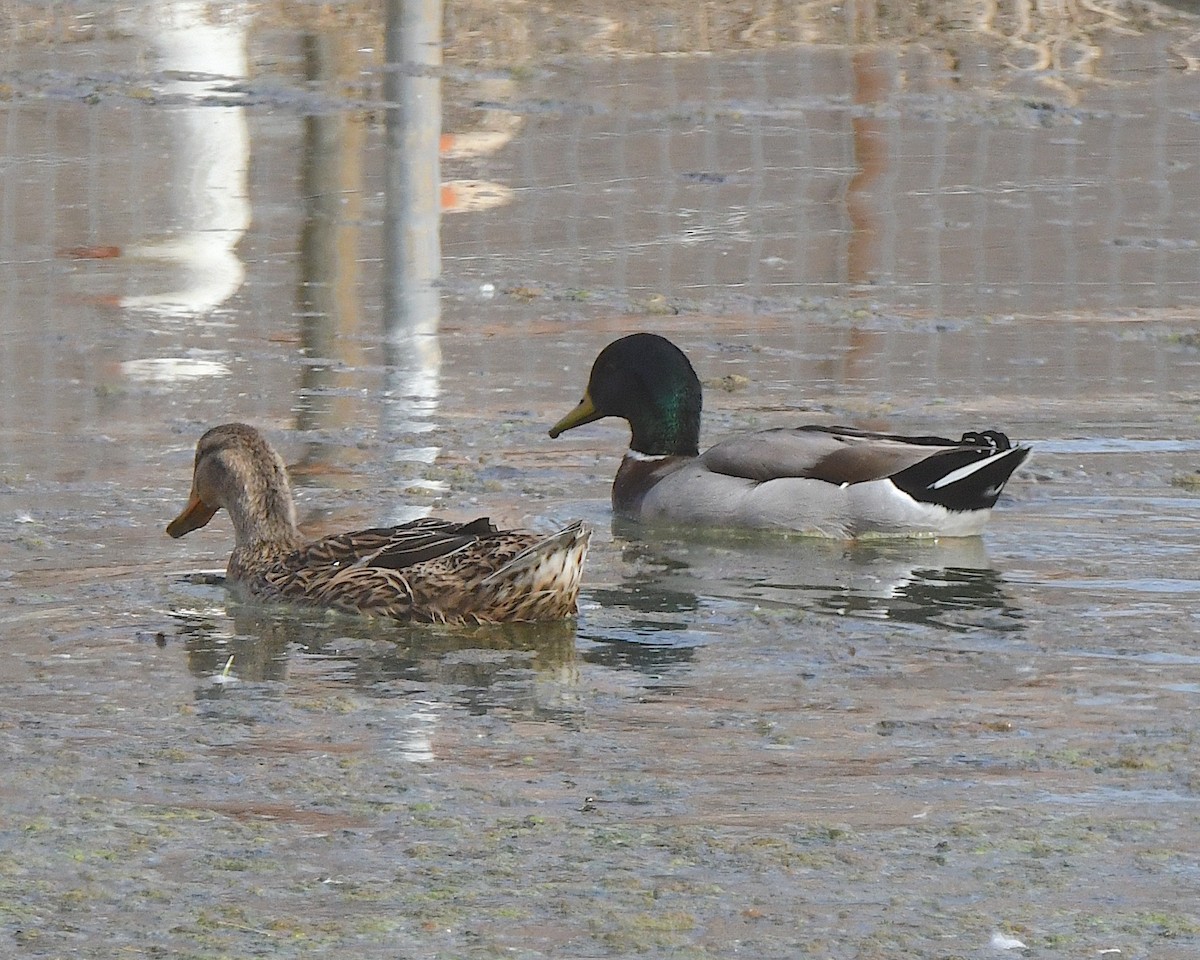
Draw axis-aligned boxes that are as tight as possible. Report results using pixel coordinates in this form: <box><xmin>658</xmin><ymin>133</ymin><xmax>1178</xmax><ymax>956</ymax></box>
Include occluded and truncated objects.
<box><xmin>550</xmin><ymin>334</ymin><xmax>1029</xmax><ymax>539</ymax></box>
<box><xmin>168</xmin><ymin>423</ymin><xmax>589</xmax><ymax>623</ymax></box>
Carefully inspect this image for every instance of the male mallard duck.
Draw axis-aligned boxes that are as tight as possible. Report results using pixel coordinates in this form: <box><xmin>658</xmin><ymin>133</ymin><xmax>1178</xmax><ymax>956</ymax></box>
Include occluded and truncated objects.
<box><xmin>167</xmin><ymin>423</ymin><xmax>590</xmax><ymax>623</ymax></box>
<box><xmin>549</xmin><ymin>333</ymin><xmax>1030</xmax><ymax>538</ymax></box>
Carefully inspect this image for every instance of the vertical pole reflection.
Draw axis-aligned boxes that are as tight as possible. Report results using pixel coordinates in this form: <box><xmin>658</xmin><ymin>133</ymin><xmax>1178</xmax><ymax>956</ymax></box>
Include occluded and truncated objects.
<box><xmin>383</xmin><ymin>0</ymin><xmax>443</xmax><ymax>480</ymax></box>
<box><xmin>846</xmin><ymin>49</ymin><xmax>888</xmax><ymax>289</ymax></box>
<box><xmin>843</xmin><ymin>41</ymin><xmax>890</xmax><ymax>385</ymax></box>
<box><xmin>295</xmin><ymin>31</ymin><xmax>366</xmax><ymax>457</ymax></box>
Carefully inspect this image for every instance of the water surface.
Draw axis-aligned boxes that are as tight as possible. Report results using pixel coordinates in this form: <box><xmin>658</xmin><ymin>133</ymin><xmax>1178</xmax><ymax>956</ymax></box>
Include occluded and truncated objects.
<box><xmin>2</xmin><ymin>1</ymin><xmax>1200</xmax><ymax>957</ymax></box>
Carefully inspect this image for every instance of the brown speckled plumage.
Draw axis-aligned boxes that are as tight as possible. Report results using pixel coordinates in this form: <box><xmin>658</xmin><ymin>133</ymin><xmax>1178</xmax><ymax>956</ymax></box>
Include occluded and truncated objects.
<box><xmin>168</xmin><ymin>423</ymin><xmax>590</xmax><ymax>623</ymax></box>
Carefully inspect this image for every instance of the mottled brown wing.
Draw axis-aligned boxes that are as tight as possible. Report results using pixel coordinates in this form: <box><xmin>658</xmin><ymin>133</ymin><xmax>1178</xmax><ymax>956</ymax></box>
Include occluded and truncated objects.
<box><xmin>258</xmin><ymin>561</ymin><xmax>420</xmax><ymax>618</ymax></box>
<box><xmin>292</xmin><ymin>516</ymin><xmax>499</xmax><ymax>570</ymax></box>
<box><xmin>254</xmin><ymin>516</ymin><xmax>515</xmax><ymax>621</ymax></box>
<box><xmin>249</xmin><ymin>520</ymin><xmax>587</xmax><ymax>624</ymax></box>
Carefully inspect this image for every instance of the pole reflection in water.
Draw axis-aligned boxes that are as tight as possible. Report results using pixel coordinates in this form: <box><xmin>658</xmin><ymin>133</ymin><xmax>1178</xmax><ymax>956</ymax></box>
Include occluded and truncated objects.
<box><xmin>382</xmin><ymin>0</ymin><xmax>444</xmax><ymax>513</ymax></box>
<box><xmin>293</xmin><ymin>30</ymin><xmax>368</xmax><ymax>470</ymax></box>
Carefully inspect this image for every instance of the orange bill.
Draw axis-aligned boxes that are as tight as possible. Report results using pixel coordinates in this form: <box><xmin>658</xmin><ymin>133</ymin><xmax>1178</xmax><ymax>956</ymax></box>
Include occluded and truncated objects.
<box><xmin>166</xmin><ymin>492</ymin><xmax>218</xmax><ymax>538</ymax></box>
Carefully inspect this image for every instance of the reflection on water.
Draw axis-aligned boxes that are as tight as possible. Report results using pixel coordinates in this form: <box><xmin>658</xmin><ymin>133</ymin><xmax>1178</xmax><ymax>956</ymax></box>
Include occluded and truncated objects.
<box><xmin>173</xmin><ymin>592</ymin><xmax>580</xmax><ymax>724</ymax></box>
<box><xmin>293</xmin><ymin>29</ymin><xmax>368</xmax><ymax>453</ymax></box>
<box><xmin>288</xmin><ymin>0</ymin><xmax>452</xmax><ymax>520</ymax></box>
<box><xmin>809</xmin><ymin>562</ymin><xmax>1020</xmax><ymax>632</ymax></box>
<box><xmin>436</xmin><ymin>21</ymin><xmax>1200</xmax><ymax>318</ymax></box>
<box><xmin>579</xmin><ymin>635</ymin><xmax>700</xmax><ymax>677</ymax></box>
<box><xmin>75</xmin><ymin>2</ymin><xmax>250</xmax><ymax>320</ymax></box>
<box><xmin>584</xmin><ymin>526</ymin><xmax>1023</xmax><ymax>650</ymax></box>
<box><xmin>381</xmin><ymin>0</ymin><xmax>444</xmax><ymax>510</ymax></box>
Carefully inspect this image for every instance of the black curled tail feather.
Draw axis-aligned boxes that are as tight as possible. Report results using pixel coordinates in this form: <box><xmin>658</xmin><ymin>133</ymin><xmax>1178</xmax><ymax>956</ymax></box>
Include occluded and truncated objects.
<box><xmin>891</xmin><ymin>445</ymin><xmax>1030</xmax><ymax>512</ymax></box>
<box><xmin>959</xmin><ymin>430</ymin><xmax>1012</xmax><ymax>452</ymax></box>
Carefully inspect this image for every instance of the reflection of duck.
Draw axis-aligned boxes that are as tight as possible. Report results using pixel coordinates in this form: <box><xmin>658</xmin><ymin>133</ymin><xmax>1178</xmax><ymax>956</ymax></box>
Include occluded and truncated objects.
<box><xmin>597</xmin><ymin>530</ymin><xmax>1023</xmax><ymax>635</ymax></box>
<box><xmin>175</xmin><ymin>600</ymin><xmax>580</xmax><ymax>727</ymax></box>
<box><xmin>179</xmin><ymin>602</ymin><xmax>578</xmax><ymax>685</ymax></box>
<box><xmin>167</xmin><ymin>423</ymin><xmax>590</xmax><ymax>623</ymax></box>
<box><xmin>550</xmin><ymin>333</ymin><xmax>1030</xmax><ymax>538</ymax></box>
<box><xmin>579</xmin><ymin>537</ymin><xmax>705</xmax><ymax>674</ymax></box>
<box><xmin>817</xmin><ymin>562</ymin><xmax>1018</xmax><ymax>633</ymax></box>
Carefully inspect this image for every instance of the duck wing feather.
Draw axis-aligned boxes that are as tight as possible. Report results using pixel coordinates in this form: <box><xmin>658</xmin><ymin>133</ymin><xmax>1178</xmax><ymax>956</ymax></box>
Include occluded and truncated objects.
<box><xmin>290</xmin><ymin>516</ymin><xmax>501</xmax><ymax>570</ymax></box>
<box><xmin>699</xmin><ymin>426</ymin><xmax>983</xmax><ymax>486</ymax></box>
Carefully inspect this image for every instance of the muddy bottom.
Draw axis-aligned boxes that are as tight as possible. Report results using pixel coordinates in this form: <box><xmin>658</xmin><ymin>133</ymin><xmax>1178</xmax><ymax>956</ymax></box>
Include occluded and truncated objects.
<box><xmin>3</xmin><ymin>2</ymin><xmax>1200</xmax><ymax>958</ymax></box>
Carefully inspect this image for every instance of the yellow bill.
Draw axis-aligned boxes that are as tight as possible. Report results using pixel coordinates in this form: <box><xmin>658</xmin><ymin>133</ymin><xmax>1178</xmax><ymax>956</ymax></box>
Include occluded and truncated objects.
<box><xmin>549</xmin><ymin>392</ymin><xmax>601</xmax><ymax>438</ymax></box>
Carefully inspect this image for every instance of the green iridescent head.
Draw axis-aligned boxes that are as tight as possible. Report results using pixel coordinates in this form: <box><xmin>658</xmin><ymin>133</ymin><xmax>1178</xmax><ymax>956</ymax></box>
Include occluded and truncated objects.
<box><xmin>549</xmin><ymin>333</ymin><xmax>703</xmax><ymax>457</ymax></box>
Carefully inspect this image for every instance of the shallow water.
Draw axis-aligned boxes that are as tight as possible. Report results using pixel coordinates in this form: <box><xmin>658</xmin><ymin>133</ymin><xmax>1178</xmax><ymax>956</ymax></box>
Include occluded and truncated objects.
<box><xmin>3</xmin><ymin>1</ymin><xmax>1200</xmax><ymax>957</ymax></box>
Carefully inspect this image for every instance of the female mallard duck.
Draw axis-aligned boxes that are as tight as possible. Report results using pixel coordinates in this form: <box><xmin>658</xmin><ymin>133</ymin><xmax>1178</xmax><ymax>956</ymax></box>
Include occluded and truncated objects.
<box><xmin>167</xmin><ymin>423</ymin><xmax>590</xmax><ymax>623</ymax></box>
<box><xmin>549</xmin><ymin>333</ymin><xmax>1030</xmax><ymax>539</ymax></box>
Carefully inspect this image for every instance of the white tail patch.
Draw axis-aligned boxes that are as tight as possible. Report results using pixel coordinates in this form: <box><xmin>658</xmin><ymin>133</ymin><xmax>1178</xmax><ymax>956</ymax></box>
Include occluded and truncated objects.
<box><xmin>929</xmin><ymin>448</ymin><xmax>1016</xmax><ymax>490</ymax></box>
<box><xmin>482</xmin><ymin>522</ymin><xmax>590</xmax><ymax>585</ymax></box>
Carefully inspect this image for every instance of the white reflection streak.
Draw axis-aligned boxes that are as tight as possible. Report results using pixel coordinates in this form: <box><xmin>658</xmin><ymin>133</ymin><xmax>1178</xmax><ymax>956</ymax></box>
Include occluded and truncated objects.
<box><xmin>118</xmin><ymin>356</ymin><xmax>230</xmax><ymax>382</ymax></box>
<box><xmin>859</xmin><ymin>538</ymin><xmax>991</xmax><ymax>602</ymax></box>
<box><xmin>819</xmin><ymin>538</ymin><xmax>996</xmax><ymax>619</ymax></box>
<box><xmin>395</xmin><ymin>699</ymin><xmax>442</xmax><ymax>763</ymax></box>
<box><xmin>382</xmin><ymin>0</ymin><xmax>444</xmax><ymax>521</ymax></box>
<box><xmin>117</xmin><ymin>2</ymin><xmax>250</xmax><ymax>318</ymax></box>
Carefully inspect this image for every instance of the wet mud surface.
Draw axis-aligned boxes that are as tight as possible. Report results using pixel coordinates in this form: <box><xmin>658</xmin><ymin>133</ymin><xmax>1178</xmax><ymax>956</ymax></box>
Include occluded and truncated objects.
<box><xmin>3</xmin><ymin>2</ymin><xmax>1200</xmax><ymax>957</ymax></box>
